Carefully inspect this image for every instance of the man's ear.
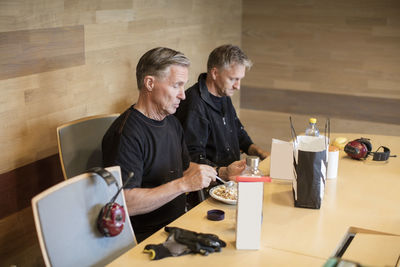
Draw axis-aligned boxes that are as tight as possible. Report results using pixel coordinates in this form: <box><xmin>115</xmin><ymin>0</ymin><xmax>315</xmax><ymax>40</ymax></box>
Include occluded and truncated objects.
<box><xmin>144</xmin><ymin>75</ymin><xmax>155</xmax><ymax>91</ymax></box>
<box><xmin>210</xmin><ymin>67</ymin><xmax>219</xmax><ymax>80</ymax></box>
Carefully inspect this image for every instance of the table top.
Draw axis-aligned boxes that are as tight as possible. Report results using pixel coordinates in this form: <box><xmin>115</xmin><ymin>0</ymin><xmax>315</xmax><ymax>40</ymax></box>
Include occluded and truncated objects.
<box><xmin>108</xmin><ymin>134</ymin><xmax>400</xmax><ymax>266</ymax></box>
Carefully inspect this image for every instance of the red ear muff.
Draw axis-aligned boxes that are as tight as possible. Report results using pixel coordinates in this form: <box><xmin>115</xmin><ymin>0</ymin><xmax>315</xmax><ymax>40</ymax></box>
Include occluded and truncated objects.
<box><xmin>356</xmin><ymin>138</ymin><xmax>372</xmax><ymax>156</ymax></box>
<box><xmin>88</xmin><ymin>167</ymin><xmax>134</xmax><ymax>237</ymax></box>
<box><xmin>97</xmin><ymin>202</ymin><xmax>126</xmax><ymax>237</ymax></box>
<box><xmin>344</xmin><ymin>138</ymin><xmax>396</xmax><ymax>161</ymax></box>
<box><xmin>344</xmin><ymin>139</ymin><xmax>369</xmax><ymax>159</ymax></box>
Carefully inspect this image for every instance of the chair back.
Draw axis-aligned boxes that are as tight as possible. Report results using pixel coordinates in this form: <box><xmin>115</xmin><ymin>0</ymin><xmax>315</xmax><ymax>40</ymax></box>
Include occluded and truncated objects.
<box><xmin>57</xmin><ymin>114</ymin><xmax>119</xmax><ymax>179</ymax></box>
<box><xmin>32</xmin><ymin>166</ymin><xmax>136</xmax><ymax>267</ymax></box>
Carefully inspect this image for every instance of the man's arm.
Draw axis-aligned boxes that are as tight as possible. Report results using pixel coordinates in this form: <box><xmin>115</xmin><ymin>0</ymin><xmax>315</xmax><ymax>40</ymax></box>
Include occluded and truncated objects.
<box><xmin>123</xmin><ymin>162</ymin><xmax>216</xmax><ymax>216</ymax></box>
<box><xmin>232</xmin><ymin>106</ymin><xmax>254</xmax><ymax>155</ymax></box>
<box><xmin>247</xmin><ymin>144</ymin><xmax>270</xmax><ymax>160</ymax></box>
<box><xmin>231</xmin><ymin>105</ymin><xmax>269</xmax><ymax>160</ymax></box>
<box><xmin>178</xmin><ymin>107</ymin><xmax>217</xmax><ymax>166</ymax></box>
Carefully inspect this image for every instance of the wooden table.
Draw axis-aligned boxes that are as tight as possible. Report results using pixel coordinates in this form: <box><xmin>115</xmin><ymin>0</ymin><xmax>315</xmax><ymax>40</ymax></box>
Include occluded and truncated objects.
<box><xmin>108</xmin><ymin>134</ymin><xmax>400</xmax><ymax>266</ymax></box>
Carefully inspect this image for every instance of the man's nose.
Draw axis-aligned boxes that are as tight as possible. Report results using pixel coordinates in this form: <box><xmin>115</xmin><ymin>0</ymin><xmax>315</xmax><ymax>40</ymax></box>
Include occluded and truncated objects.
<box><xmin>178</xmin><ymin>87</ymin><xmax>186</xmax><ymax>100</ymax></box>
<box><xmin>233</xmin><ymin>80</ymin><xmax>241</xmax><ymax>90</ymax></box>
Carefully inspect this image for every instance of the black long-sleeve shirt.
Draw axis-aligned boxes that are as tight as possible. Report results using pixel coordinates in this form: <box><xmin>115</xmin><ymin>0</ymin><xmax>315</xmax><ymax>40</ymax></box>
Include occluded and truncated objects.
<box><xmin>175</xmin><ymin>73</ymin><xmax>253</xmax><ymax>168</ymax></box>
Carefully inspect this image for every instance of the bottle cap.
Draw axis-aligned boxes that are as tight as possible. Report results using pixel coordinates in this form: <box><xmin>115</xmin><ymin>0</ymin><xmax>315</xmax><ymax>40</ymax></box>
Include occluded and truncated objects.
<box><xmin>207</xmin><ymin>209</ymin><xmax>225</xmax><ymax>221</ymax></box>
<box><xmin>309</xmin><ymin>118</ymin><xmax>317</xmax><ymax>124</ymax></box>
<box><xmin>246</xmin><ymin>156</ymin><xmax>260</xmax><ymax>169</ymax></box>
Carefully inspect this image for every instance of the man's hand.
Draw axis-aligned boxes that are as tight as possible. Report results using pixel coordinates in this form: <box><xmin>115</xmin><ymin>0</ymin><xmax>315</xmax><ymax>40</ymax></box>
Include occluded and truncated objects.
<box><xmin>218</xmin><ymin>159</ymin><xmax>246</xmax><ymax>181</ymax></box>
<box><xmin>248</xmin><ymin>144</ymin><xmax>270</xmax><ymax>160</ymax></box>
<box><xmin>124</xmin><ymin>163</ymin><xmax>216</xmax><ymax>216</ymax></box>
<box><xmin>181</xmin><ymin>162</ymin><xmax>216</xmax><ymax>192</ymax></box>
<box><xmin>226</xmin><ymin>159</ymin><xmax>246</xmax><ymax>180</ymax></box>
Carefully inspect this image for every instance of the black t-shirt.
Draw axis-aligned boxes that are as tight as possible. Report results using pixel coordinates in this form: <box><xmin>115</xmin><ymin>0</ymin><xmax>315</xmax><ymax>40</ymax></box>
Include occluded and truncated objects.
<box><xmin>102</xmin><ymin>106</ymin><xmax>190</xmax><ymax>241</ymax></box>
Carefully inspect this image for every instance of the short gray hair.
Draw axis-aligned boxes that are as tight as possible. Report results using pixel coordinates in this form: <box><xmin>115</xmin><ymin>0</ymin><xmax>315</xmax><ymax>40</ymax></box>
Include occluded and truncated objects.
<box><xmin>136</xmin><ymin>47</ymin><xmax>190</xmax><ymax>90</ymax></box>
<box><xmin>207</xmin><ymin>44</ymin><xmax>252</xmax><ymax>73</ymax></box>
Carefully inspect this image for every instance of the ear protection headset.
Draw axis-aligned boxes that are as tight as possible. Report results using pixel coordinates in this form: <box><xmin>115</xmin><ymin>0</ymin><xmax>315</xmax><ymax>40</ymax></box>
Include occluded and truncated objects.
<box><xmin>88</xmin><ymin>167</ymin><xmax>133</xmax><ymax>237</ymax></box>
<box><xmin>344</xmin><ymin>138</ymin><xmax>396</xmax><ymax>161</ymax></box>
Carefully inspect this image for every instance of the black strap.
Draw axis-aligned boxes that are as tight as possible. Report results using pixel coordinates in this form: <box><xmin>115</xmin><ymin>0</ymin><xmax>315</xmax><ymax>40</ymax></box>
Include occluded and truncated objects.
<box><xmin>88</xmin><ymin>167</ymin><xmax>134</xmax><ymax>204</ymax></box>
<box><xmin>372</xmin><ymin>146</ymin><xmax>391</xmax><ymax>161</ymax></box>
<box><xmin>87</xmin><ymin>167</ymin><xmax>117</xmax><ymax>186</ymax></box>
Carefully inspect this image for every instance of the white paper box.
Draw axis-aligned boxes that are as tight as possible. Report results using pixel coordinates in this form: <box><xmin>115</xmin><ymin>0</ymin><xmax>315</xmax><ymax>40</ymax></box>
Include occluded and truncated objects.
<box><xmin>236</xmin><ymin>176</ymin><xmax>270</xmax><ymax>250</ymax></box>
<box><xmin>270</xmin><ymin>138</ymin><xmax>294</xmax><ymax>180</ymax></box>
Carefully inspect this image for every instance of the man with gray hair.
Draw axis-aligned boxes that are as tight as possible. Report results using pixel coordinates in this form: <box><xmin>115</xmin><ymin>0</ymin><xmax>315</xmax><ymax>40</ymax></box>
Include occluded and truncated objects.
<box><xmin>175</xmin><ymin>45</ymin><xmax>269</xmax><ymax>206</ymax></box>
<box><xmin>102</xmin><ymin>47</ymin><xmax>220</xmax><ymax>242</ymax></box>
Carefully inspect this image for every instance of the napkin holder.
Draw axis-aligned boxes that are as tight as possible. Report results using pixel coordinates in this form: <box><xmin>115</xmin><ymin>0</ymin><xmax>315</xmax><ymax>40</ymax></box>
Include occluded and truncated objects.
<box><xmin>235</xmin><ymin>176</ymin><xmax>271</xmax><ymax>250</ymax></box>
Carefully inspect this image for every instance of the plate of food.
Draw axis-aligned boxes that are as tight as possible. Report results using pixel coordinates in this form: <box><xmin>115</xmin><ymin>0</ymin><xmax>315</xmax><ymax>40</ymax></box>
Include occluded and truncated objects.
<box><xmin>209</xmin><ymin>184</ymin><xmax>238</xmax><ymax>205</ymax></box>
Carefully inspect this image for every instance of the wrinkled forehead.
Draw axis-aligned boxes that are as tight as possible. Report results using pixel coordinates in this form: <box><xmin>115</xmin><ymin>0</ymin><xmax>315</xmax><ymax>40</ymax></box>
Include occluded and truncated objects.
<box><xmin>218</xmin><ymin>61</ymin><xmax>243</xmax><ymax>70</ymax></box>
<box><xmin>219</xmin><ymin>63</ymin><xmax>246</xmax><ymax>77</ymax></box>
<box><xmin>157</xmin><ymin>65</ymin><xmax>189</xmax><ymax>82</ymax></box>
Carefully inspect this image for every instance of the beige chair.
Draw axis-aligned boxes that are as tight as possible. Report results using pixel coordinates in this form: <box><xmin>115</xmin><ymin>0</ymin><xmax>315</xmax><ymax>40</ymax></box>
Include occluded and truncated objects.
<box><xmin>57</xmin><ymin>114</ymin><xmax>119</xmax><ymax>179</ymax></box>
<box><xmin>32</xmin><ymin>166</ymin><xmax>136</xmax><ymax>267</ymax></box>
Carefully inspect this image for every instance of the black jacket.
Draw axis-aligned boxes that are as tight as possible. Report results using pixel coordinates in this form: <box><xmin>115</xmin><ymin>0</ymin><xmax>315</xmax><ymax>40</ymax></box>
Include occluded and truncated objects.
<box><xmin>175</xmin><ymin>73</ymin><xmax>253</xmax><ymax>167</ymax></box>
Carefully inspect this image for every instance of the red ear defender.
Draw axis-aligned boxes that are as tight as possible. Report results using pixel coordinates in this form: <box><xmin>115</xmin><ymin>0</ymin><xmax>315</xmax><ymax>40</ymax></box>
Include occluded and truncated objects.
<box><xmin>344</xmin><ymin>138</ymin><xmax>396</xmax><ymax>161</ymax></box>
<box><xmin>97</xmin><ymin>202</ymin><xmax>126</xmax><ymax>237</ymax></box>
<box><xmin>88</xmin><ymin>168</ymin><xmax>134</xmax><ymax>238</ymax></box>
<box><xmin>344</xmin><ymin>139</ymin><xmax>369</xmax><ymax>159</ymax></box>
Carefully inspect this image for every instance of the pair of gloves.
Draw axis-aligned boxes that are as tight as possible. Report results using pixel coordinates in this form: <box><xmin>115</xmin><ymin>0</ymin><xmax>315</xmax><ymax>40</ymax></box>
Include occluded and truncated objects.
<box><xmin>143</xmin><ymin>227</ymin><xmax>226</xmax><ymax>260</ymax></box>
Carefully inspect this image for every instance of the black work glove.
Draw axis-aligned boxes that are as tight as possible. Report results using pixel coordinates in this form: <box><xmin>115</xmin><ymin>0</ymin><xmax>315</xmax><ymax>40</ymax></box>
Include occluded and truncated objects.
<box><xmin>143</xmin><ymin>227</ymin><xmax>226</xmax><ymax>260</ymax></box>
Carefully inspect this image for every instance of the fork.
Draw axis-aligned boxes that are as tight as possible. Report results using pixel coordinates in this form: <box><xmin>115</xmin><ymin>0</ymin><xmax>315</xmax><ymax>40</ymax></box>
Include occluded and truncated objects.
<box><xmin>215</xmin><ymin>176</ymin><xmax>235</xmax><ymax>187</ymax></box>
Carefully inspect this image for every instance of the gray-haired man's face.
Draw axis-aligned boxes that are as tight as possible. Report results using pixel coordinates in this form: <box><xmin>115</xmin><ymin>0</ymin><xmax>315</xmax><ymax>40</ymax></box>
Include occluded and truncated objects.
<box><xmin>213</xmin><ymin>63</ymin><xmax>246</xmax><ymax>97</ymax></box>
<box><xmin>152</xmin><ymin>65</ymin><xmax>189</xmax><ymax>116</ymax></box>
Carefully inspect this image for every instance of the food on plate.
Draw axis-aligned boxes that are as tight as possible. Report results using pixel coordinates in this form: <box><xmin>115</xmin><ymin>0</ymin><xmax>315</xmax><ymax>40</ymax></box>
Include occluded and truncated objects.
<box><xmin>213</xmin><ymin>185</ymin><xmax>237</xmax><ymax>201</ymax></box>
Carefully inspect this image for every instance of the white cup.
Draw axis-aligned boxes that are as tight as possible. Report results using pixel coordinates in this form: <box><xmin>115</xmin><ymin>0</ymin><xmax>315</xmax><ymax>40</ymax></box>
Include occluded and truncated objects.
<box><xmin>327</xmin><ymin>149</ymin><xmax>339</xmax><ymax>179</ymax></box>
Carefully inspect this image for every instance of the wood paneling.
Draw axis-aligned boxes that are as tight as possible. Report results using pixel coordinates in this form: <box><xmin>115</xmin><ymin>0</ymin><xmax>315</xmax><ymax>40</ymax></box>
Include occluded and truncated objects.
<box><xmin>0</xmin><ymin>26</ymin><xmax>85</xmax><ymax>80</ymax></box>
<box><xmin>0</xmin><ymin>0</ymin><xmax>242</xmax><ymax>174</ymax></box>
<box><xmin>0</xmin><ymin>154</ymin><xmax>63</xmax><ymax>219</ymax></box>
<box><xmin>240</xmin><ymin>109</ymin><xmax>400</xmax><ymax>158</ymax></box>
<box><xmin>241</xmin><ymin>86</ymin><xmax>400</xmax><ymax>125</ymax></box>
<box><xmin>0</xmin><ymin>207</ymin><xmax>44</xmax><ymax>267</ymax></box>
<box><xmin>242</xmin><ymin>0</ymin><xmax>400</xmax><ymax>100</ymax></box>
<box><xmin>241</xmin><ymin>0</ymin><xmax>400</xmax><ymax>155</ymax></box>
<box><xmin>0</xmin><ymin>1</ymin><xmax>242</xmax><ymax>264</ymax></box>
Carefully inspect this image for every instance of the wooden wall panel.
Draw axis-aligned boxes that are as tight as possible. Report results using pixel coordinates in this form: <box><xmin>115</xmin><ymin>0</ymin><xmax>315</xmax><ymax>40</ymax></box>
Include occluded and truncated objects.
<box><xmin>0</xmin><ymin>154</ymin><xmax>63</xmax><ymax>266</ymax></box>
<box><xmin>240</xmin><ymin>109</ymin><xmax>400</xmax><ymax>156</ymax></box>
<box><xmin>0</xmin><ymin>207</ymin><xmax>44</xmax><ymax>267</ymax></box>
<box><xmin>0</xmin><ymin>0</ymin><xmax>242</xmax><ymax>265</ymax></box>
<box><xmin>0</xmin><ymin>0</ymin><xmax>242</xmax><ymax>174</ymax></box>
<box><xmin>241</xmin><ymin>0</ymin><xmax>400</xmax><ymax>144</ymax></box>
<box><xmin>242</xmin><ymin>0</ymin><xmax>400</xmax><ymax>99</ymax></box>
<box><xmin>0</xmin><ymin>26</ymin><xmax>85</xmax><ymax>80</ymax></box>
<box><xmin>0</xmin><ymin>154</ymin><xmax>63</xmax><ymax>219</ymax></box>
<box><xmin>241</xmin><ymin>86</ymin><xmax>400</xmax><ymax>125</ymax></box>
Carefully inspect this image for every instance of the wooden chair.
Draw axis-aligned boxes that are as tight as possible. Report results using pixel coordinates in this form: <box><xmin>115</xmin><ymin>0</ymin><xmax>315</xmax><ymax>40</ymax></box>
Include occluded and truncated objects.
<box><xmin>57</xmin><ymin>114</ymin><xmax>119</xmax><ymax>179</ymax></box>
<box><xmin>32</xmin><ymin>166</ymin><xmax>136</xmax><ymax>267</ymax></box>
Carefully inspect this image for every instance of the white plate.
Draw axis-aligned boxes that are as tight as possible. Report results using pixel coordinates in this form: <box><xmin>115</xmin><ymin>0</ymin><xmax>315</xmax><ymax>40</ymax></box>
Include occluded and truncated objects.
<box><xmin>209</xmin><ymin>184</ymin><xmax>237</xmax><ymax>205</ymax></box>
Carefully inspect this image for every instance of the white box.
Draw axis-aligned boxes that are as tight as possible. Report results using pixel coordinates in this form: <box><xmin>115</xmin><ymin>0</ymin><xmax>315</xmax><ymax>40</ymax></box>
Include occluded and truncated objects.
<box><xmin>236</xmin><ymin>176</ymin><xmax>270</xmax><ymax>250</ymax></box>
